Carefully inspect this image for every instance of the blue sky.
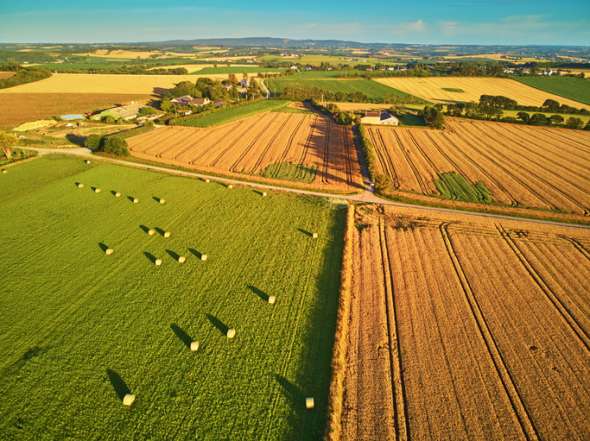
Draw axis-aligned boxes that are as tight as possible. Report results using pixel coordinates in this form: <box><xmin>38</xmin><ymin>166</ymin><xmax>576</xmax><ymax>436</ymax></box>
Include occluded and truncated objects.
<box><xmin>1</xmin><ymin>0</ymin><xmax>589</xmax><ymax>45</ymax></box>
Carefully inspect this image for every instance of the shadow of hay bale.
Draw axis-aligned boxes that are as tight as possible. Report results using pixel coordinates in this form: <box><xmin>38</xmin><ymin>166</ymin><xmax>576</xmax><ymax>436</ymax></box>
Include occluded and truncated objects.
<box><xmin>170</xmin><ymin>323</ymin><xmax>193</xmax><ymax>349</ymax></box>
<box><xmin>106</xmin><ymin>368</ymin><xmax>131</xmax><ymax>401</ymax></box>
<box><xmin>206</xmin><ymin>313</ymin><xmax>229</xmax><ymax>336</ymax></box>
<box><xmin>248</xmin><ymin>284</ymin><xmax>270</xmax><ymax>302</ymax></box>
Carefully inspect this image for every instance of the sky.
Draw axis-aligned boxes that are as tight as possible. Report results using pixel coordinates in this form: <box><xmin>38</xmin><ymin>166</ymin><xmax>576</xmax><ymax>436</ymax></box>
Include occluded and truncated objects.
<box><xmin>1</xmin><ymin>0</ymin><xmax>589</xmax><ymax>46</ymax></box>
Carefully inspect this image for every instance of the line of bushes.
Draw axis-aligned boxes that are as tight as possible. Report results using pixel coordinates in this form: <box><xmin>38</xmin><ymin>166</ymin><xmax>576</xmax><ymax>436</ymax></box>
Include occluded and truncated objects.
<box><xmin>0</xmin><ymin>67</ymin><xmax>51</xmax><ymax>89</ymax></box>
<box><xmin>84</xmin><ymin>134</ymin><xmax>129</xmax><ymax>156</ymax></box>
<box><xmin>307</xmin><ymin>99</ymin><xmax>356</xmax><ymax>125</ymax></box>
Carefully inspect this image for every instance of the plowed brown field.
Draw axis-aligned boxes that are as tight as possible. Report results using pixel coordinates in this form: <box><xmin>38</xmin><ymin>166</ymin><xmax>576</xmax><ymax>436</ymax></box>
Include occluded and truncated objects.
<box><xmin>335</xmin><ymin>205</ymin><xmax>590</xmax><ymax>441</ymax></box>
<box><xmin>127</xmin><ymin>112</ymin><xmax>364</xmax><ymax>191</ymax></box>
<box><xmin>367</xmin><ymin>118</ymin><xmax>590</xmax><ymax>215</ymax></box>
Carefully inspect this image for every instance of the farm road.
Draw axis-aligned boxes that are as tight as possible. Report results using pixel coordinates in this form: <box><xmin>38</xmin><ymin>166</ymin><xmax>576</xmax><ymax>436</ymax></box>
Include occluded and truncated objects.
<box><xmin>20</xmin><ymin>146</ymin><xmax>590</xmax><ymax>230</ymax></box>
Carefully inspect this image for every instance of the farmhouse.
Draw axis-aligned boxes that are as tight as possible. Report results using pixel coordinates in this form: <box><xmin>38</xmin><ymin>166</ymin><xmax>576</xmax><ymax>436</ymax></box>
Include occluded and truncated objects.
<box><xmin>91</xmin><ymin>101</ymin><xmax>141</xmax><ymax>121</ymax></box>
<box><xmin>171</xmin><ymin>95</ymin><xmax>211</xmax><ymax>107</ymax></box>
<box><xmin>360</xmin><ymin>111</ymin><xmax>399</xmax><ymax>126</ymax></box>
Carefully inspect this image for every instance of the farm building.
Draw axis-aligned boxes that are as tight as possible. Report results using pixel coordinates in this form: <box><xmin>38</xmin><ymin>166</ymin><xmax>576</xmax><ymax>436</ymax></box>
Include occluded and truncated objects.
<box><xmin>171</xmin><ymin>95</ymin><xmax>211</xmax><ymax>107</ymax></box>
<box><xmin>91</xmin><ymin>102</ymin><xmax>141</xmax><ymax>121</ymax></box>
<box><xmin>360</xmin><ymin>111</ymin><xmax>399</xmax><ymax>126</ymax></box>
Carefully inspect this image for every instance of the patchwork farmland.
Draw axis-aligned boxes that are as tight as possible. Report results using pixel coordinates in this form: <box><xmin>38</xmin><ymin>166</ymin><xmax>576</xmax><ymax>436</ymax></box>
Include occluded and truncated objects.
<box><xmin>333</xmin><ymin>205</ymin><xmax>590</xmax><ymax>441</ymax></box>
<box><xmin>127</xmin><ymin>112</ymin><xmax>364</xmax><ymax>192</ymax></box>
<box><xmin>374</xmin><ymin>76</ymin><xmax>590</xmax><ymax>109</ymax></box>
<box><xmin>366</xmin><ymin>118</ymin><xmax>590</xmax><ymax>214</ymax></box>
<box><xmin>0</xmin><ymin>157</ymin><xmax>345</xmax><ymax>440</ymax></box>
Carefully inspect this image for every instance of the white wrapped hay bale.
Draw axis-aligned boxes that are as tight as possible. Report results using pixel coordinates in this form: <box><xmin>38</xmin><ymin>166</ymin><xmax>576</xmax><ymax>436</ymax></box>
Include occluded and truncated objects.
<box><xmin>268</xmin><ymin>295</ymin><xmax>276</xmax><ymax>305</ymax></box>
<box><xmin>226</xmin><ymin>328</ymin><xmax>236</xmax><ymax>339</ymax></box>
<box><xmin>312</xmin><ymin>232</ymin><xmax>318</xmax><ymax>239</ymax></box>
<box><xmin>178</xmin><ymin>255</ymin><xmax>186</xmax><ymax>263</ymax></box>
<box><xmin>94</xmin><ymin>188</ymin><xmax>102</xmax><ymax>193</ymax></box>
<box><xmin>133</xmin><ymin>198</ymin><xmax>139</xmax><ymax>204</ymax></box>
<box><xmin>305</xmin><ymin>397</ymin><xmax>315</xmax><ymax>410</ymax></box>
<box><xmin>159</xmin><ymin>198</ymin><xmax>166</xmax><ymax>204</ymax></box>
<box><xmin>190</xmin><ymin>341</ymin><xmax>200</xmax><ymax>352</ymax></box>
<box><xmin>200</xmin><ymin>254</ymin><xmax>208</xmax><ymax>261</ymax></box>
<box><xmin>204</xmin><ymin>178</ymin><xmax>210</xmax><ymax>183</ymax></box>
<box><xmin>154</xmin><ymin>258</ymin><xmax>162</xmax><ymax>266</ymax></box>
<box><xmin>85</xmin><ymin>160</ymin><xmax>91</xmax><ymax>165</ymax></box>
<box><xmin>261</xmin><ymin>192</ymin><xmax>267</xmax><ymax>197</ymax></box>
<box><xmin>115</xmin><ymin>192</ymin><xmax>121</xmax><ymax>197</ymax></box>
<box><xmin>1</xmin><ymin>169</ymin><xmax>7</xmax><ymax>174</ymax></box>
<box><xmin>227</xmin><ymin>184</ymin><xmax>233</xmax><ymax>189</ymax></box>
<box><xmin>164</xmin><ymin>231</ymin><xmax>171</xmax><ymax>238</ymax></box>
<box><xmin>105</xmin><ymin>248</ymin><xmax>114</xmax><ymax>256</ymax></box>
<box><xmin>122</xmin><ymin>394</ymin><xmax>135</xmax><ymax>406</ymax></box>
<box><xmin>76</xmin><ymin>183</ymin><xmax>84</xmax><ymax>188</ymax></box>
<box><xmin>148</xmin><ymin>229</ymin><xmax>156</xmax><ymax>236</ymax></box>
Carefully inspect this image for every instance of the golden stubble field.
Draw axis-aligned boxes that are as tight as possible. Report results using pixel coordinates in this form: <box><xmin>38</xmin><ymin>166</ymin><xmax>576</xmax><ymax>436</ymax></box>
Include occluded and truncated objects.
<box><xmin>331</xmin><ymin>204</ymin><xmax>590</xmax><ymax>441</ymax></box>
<box><xmin>366</xmin><ymin>118</ymin><xmax>590</xmax><ymax>215</ymax></box>
<box><xmin>375</xmin><ymin>76</ymin><xmax>590</xmax><ymax>109</ymax></box>
<box><xmin>0</xmin><ymin>93</ymin><xmax>151</xmax><ymax>129</ymax></box>
<box><xmin>0</xmin><ymin>73</ymin><xmax>234</xmax><ymax>95</ymax></box>
<box><xmin>127</xmin><ymin>112</ymin><xmax>363</xmax><ymax>192</ymax></box>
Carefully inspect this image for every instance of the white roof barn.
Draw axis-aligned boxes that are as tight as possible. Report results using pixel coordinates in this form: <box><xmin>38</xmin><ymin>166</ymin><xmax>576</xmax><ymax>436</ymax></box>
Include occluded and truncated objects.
<box><xmin>360</xmin><ymin>111</ymin><xmax>399</xmax><ymax>126</ymax></box>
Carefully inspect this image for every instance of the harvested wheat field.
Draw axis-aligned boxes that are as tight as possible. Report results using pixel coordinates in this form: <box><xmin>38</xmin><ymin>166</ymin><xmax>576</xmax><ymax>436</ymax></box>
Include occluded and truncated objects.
<box><xmin>127</xmin><ymin>112</ymin><xmax>363</xmax><ymax>191</ymax></box>
<box><xmin>0</xmin><ymin>73</ymin><xmax>231</xmax><ymax>94</ymax></box>
<box><xmin>375</xmin><ymin>77</ymin><xmax>590</xmax><ymax>109</ymax></box>
<box><xmin>366</xmin><ymin>118</ymin><xmax>590</xmax><ymax>215</ymax></box>
<box><xmin>331</xmin><ymin>204</ymin><xmax>590</xmax><ymax>441</ymax></box>
<box><xmin>0</xmin><ymin>93</ymin><xmax>151</xmax><ymax>128</ymax></box>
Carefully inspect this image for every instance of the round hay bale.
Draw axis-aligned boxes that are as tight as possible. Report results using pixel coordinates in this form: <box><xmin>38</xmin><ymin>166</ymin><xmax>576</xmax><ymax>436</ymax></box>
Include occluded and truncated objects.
<box><xmin>133</xmin><ymin>198</ymin><xmax>139</xmax><ymax>204</ymax></box>
<box><xmin>122</xmin><ymin>394</ymin><xmax>136</xmax><ymax>406</ymax></box>
<box><xmin>312</xmin><ymin>232</ymin><xmax>318</xmax><ymax>239</ymax></box>
<box><xmin>94</xmin><ymin>188</ymin><xmax>102</xmax><ymax>193</ymax></box>
<box><xmin>204</xmin><ymin>178</ymin><xmax>210</xmax><ymax>183</ymax></box>
<box><xmin>148</xmin><ymin>229</ymin><xmax>156</xmax><ymax>236</ymax></box>
<box><xmin>84</xmin><ymin>160</ymin><xmax>91</xmax><ymax>165</ymax></box>
<box><xmin>105</xmin><ymin>248</ymin><xmax>114</xmax><ymax>256</ymax></box>
<box><xmin>262</xmin><ymin>192</ymin><xmax>267</xmax><ymax>197</ymax></box>
<box><xmin>164</xmin><ymin>231</ymin><xmax>171</xmax><ymax>238</ymax></box>
<box><xmin>226</xmin><ymin>328</ymin><xmax>236</xmax><ymax>339</ymax></box>
<box><xmin>227</xmin><ymin>184</ymin><xmax>233</xmax><ymax>189</ymax></box>
<box><xmin>115</xmin><ymin>192</ymin><xmax>121</xmax><ymax>197</ymax></box>
<box><xmin>154</xmin><ymin>258</ymin><xmax>162</xmax><ymax>266</ymax></box>
<box><xmin>190</xmin><ymin>341</ymin><xmax>200</xmax><ymax>352</ymax></box>
<box><xmin>178</xmin><ymin>255</ymin><xmax>186</xmax><ymax>263</ymax></box>
<box><xmin>200</xmin><ymin>254</ymin><xmax>208</xmax><ymax>261</ymax></box>
<box><xmin>76</xmin><ymin>183</ymin><xmax>84</xmax><ymax>188</ymax></box>
<box><xmin>1</xmin><ymin>169</ymin><xmax>7</xmax><ymax>174</ymax></box>
<box><xmin>305</xmin><ymin>397</ymin><xmax>315</xmax><ymax>410</ymax></box>
<box><xmin>268</xmin><ymin>295</ymin><xmax>276</xmax><ymax>305</ymax></box>
<box><xmin>159</xmin><ymin>198</ymin><xmax>166</xmax><ymax>204</ymax></box>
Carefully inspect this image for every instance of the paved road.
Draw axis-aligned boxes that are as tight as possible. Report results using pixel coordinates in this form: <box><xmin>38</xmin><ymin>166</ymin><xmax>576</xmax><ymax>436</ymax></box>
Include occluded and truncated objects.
<box><xmin>21</xmin><ymin>146</ymin><xmax>590</xmax><ymax>230</ymax></box>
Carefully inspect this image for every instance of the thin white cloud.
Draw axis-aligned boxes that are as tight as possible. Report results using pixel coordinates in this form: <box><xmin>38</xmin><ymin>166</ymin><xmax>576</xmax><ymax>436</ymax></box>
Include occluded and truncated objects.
<box><xmin>391</xmin><ymin>19</ymin><xmax>426</xmax><ymax>36</ymax></box>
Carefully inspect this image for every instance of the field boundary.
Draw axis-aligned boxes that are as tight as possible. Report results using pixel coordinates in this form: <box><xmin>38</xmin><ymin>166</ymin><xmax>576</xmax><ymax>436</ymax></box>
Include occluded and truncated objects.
<box><xmin>440</xmin><ymin>222</ymin><xmax>541</xmax><ymax>441</ymax></box>
<box><xmin>325</xmin><ymin>204</ymin><xmax>355</xmax><ymax>441</ymax></box>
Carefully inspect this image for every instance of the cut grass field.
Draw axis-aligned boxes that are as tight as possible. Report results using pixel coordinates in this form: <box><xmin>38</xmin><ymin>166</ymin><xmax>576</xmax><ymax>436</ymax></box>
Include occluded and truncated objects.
<box><xmin>267</xmin><ymin>77</ymin><xmax>418</xmax><ymax>102</ymax></box>
<box><xmin>0</xmin><ymin>93</ymin><xmax>151</xmax><ymax>129</ymax></box>
<box><xmin>516</xmin><ymin>76</ymin><xmax>590</xmax><ymax>105</ymax></box>
<box><xmin>173</xmin><ymin>100</ymin><xmax>290</xmax><ymax>127</ymax></box>
<box><xmin>0</xmin><ymin>156</ymin><xmax>345</xmax><ymax>441</ymax></box>
<box><xmin>374</xmin><ymin>76</ymin><xmax>590</xmax><ymax>109</ymax></box>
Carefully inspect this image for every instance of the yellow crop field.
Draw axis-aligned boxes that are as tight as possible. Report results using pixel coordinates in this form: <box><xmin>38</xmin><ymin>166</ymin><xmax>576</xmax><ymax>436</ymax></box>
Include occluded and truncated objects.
<box><xmin>375</xmin><ymin>76</ymin><xmax>590</xmax><ymax>109</ymax></box>
<box><xmin>76</xmin><ymin>49</ymin><xmax>198</xmax><ymax>59</ymax></box>
<box><xmin>148</xmin><ymin>63</ymin><xmax>254</xmax><ymax>73</ymax></box>
<box><xmin>0</xmin><ymin>73</ymin><xmax>230</xmax><ymax>94</ymax></box>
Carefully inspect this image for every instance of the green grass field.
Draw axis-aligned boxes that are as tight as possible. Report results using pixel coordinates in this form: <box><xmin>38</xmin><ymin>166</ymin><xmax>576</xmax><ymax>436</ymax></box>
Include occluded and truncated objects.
<box><xmin>258</xmin><ymin>54</ymin><xmax>398</xmax><ymax>66</ymax></box>
<box><xmin>196</xmin><ymin>66</ymin><xmax>283</xmax><ymax>75</ymax></box>
<box><xmin>435</xmin><ymin>172</ymin><xmax>493</xmax><ymax>203</ymax></box>
<box><xmin>260</xmin><ymin>162</ymin><xmax>317</xmax><ymax>183</ymax></box>
<box><xmin>266</xmin><ymin>77</ymin><xmax>418</xmax><ymax>102</ymax></box>
<box><xmin>173</xmin><ymin>100</ymin><xmax>290</xmax><ymax>127</ymax></box>
<box><xmin>516</xmin><ymin>76</ymin><xmax>590</xmax><ymax>105</ymax></box>
<box><xmin>0</xmin><ymin>156</ymin><xmax>345</xmax><ymax>441</ymax></box>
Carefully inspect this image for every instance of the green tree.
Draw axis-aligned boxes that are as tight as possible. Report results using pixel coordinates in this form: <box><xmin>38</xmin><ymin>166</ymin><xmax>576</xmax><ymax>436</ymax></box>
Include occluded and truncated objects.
<box><xmin>565</xmin><ymin>117</ymin><xmax>583</xmax><ymax>129</ymax></box>
<box><xmin>373</xmin><ymin>174</ymin><xmax>391</xmax><ymax>193</ymax></box>
<box><xmin>542</xmin><ymin>99</ymin><xmax>560</xmax><ymax>112</ymax></box>
<box><xmin>516</xmin><ymin>112</ymin><xmax>530</xmax><ymax>123</ymax></box>
<box><xmin>99</xmin><ymin>136</ymin><xmax>128</xmax><ymax>156</ymax></box>
<box><xmin>84</xmin><ymin>134</ymin><xmax>102</xmax><ymax>150</ymax></box>
<box><xmin>549</xmin><ymin>114</ymin><xmax>564</xmax><ymax>125</ymax></box>
<box><xmin>530</xmin><ymin>113</ymin><xmax>549</xmax><ymax>125</ymax></box>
